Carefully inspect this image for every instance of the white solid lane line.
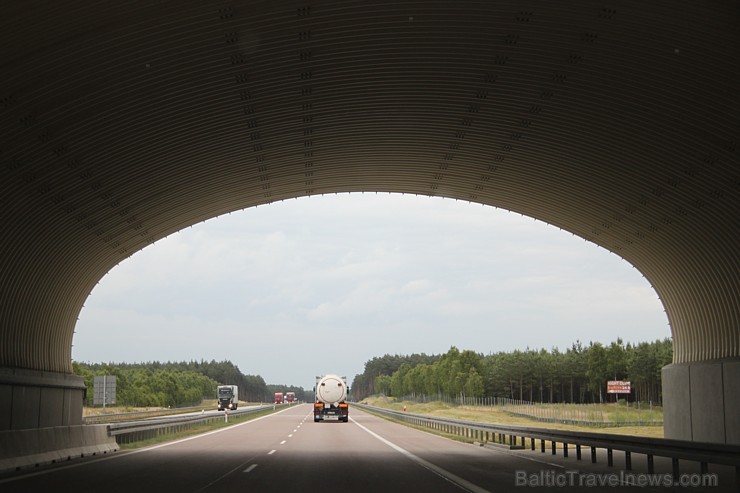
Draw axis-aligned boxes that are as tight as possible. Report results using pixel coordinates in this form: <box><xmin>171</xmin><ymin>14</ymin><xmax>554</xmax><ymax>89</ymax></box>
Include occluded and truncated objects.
<box><xmin>351</xmin><ymin>418</ymin><xmax>491</xmax><ymax>493</ymax></box>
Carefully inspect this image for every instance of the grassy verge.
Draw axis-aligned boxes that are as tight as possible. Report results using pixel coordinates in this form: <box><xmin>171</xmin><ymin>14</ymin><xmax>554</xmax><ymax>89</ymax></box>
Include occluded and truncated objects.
<box><xmin>360</xmin><ymin>396</ymin><xmax>664</xmax><ymax>439</ymax></box>
<box><xmin>83</xmin><ymin>400</ymin><xmax>269</xmax><ymax>417</ymax></box>
<box><xmin>84</xmin><ymin>405</ymin><xmax>167</xmax><ymax>416</ymax></box>
<box><xmin>358</xmin><ymin>405</ymin><xmax>477</xmax><ymax>445</ymax></box>
<box><xmin>118</xmin><ymin>407</ymin><xmax>281</xmax><ymax>450</ymax></box>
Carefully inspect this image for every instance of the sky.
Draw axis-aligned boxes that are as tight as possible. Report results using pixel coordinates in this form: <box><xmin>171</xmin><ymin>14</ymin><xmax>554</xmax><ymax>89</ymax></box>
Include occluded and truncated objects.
<box><xmin>72</xmin><ymin>193</ymin><xmax>670</xmax><ymax>390</ymax></box>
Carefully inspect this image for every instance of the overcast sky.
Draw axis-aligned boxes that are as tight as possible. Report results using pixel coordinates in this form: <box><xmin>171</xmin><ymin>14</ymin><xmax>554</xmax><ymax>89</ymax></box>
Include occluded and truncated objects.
<box><xmin>72</xmin><ymin>193</ymin><xmax>670</xmax><ymax>389</ymax></box>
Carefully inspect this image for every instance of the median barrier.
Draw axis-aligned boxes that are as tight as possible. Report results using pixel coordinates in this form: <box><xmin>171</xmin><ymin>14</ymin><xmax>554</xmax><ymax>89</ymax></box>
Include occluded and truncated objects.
<box><xmin>0</xmin><ymin>425</ymin><xmax>118</xmax><ymax>473</ymax></box>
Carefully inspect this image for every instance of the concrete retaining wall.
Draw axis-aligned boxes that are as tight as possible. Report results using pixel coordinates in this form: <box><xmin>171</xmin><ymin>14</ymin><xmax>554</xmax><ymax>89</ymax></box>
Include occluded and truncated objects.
<box><xmin>0</xmin><ymin>367</ymin><xmax>85</xmax><ymax>430</ymax></box>
<box><xmin>0</xmin><ymin>424</ymin><xmax>118</xmax><ymax>473</ymax></box>
<box><xmin>663</xmin><ymin>359</ymin><xmax>740</xmax><ymax>445</ymax></box>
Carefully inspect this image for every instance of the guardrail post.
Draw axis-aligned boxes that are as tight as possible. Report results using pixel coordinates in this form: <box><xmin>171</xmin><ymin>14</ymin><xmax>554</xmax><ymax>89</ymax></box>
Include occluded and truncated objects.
<box><xmin>541</xmin><ymin>439</ymin><xmax>545</xmax><ymax>453</ymax></box>
<box><xmin>607</xmin><ymin>449</ymin><xmax>613</xmax><ymax>467</ymax></box>
<box><xmin>647</xmin><ymin>455</ymin><xmax>654</xmax><ymax>473</ymax></box>
<box><xmin>625</xmin><ymin>451</ymin><xmax>631</xmax><ymax>470</ymax></box>
<box><xmin>530</xmin><ymin>437</ymin><xmax>535</xmax><ymax>451</ymax></box>
<box><xmin>591</xmin><ymin>446</ymin><xmax>597</xmax><ymax>463</ymax></box>
<box><xmin>671</xmin><ymin>458</ymin><xmax>679</xmax><ymax>481</ymax></box>
<box><xmin>563</xmin><ymin>443</ymin><xmax>568</xmax><ymax>458</ymax></box>
<box><xmin>700</xmin><ymin>462</ymin><xmax>707</xmax><ymax>474</ymax></box>
<box><xmin>551</xmin><ymin>440</ymin><xmax>556</xmax><ymax>455</ymax></box>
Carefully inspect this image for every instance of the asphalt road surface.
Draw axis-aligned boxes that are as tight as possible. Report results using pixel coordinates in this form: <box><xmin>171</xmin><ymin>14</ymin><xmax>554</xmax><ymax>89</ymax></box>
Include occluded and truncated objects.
<box><xmin>1</xmin><ymin>404</ymin><xmax>735</xmax><ymax>492</ymax></box>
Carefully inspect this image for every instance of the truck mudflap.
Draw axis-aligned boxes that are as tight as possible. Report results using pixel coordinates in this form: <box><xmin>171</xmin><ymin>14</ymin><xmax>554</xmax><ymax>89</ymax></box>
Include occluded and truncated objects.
<box><xmin>314</xmin><ymin>402</ymin><xmax>349</xmax><ymax>422</ymax></box>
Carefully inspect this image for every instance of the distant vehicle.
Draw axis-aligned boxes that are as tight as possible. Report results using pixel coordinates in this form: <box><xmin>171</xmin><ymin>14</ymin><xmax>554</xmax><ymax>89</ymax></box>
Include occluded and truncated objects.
<box><xmin>314</xmin><ymin>374</ymin><xmax>348</xmax><ymax>422</ymax></box>
<box><xmin>274</xmin><ymin>392</ymin><xmax>283</xmax><ymax>404</ymax></box>
<box><xmin>217</xmin><ymin>385</ymin><xmax>238</xmax><ymax>411</ymax></box>
<box><xmin>285</xmin><ymin>391</ymin><xmax>296</xmax><ymax>404</ymax></box>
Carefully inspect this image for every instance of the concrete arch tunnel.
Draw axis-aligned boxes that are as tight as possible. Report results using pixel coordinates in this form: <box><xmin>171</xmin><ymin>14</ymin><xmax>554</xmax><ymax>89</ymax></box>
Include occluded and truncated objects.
<box><xmin>0</xmin><ymin>0</ymin><xmax>738</xmax><ymax>448</ymax></box>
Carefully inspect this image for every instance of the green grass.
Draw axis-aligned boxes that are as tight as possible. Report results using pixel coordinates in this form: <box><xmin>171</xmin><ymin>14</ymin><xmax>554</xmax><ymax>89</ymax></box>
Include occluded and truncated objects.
<box><xmin>358</xmin><ymin>404</ymin><xmax>477</xmax><ymax>445</ymax></box>
<box><xmin>500</xmin><ymin>399</ymin><xmax>663</xmax><ymax>425</ymax></box>
<box><xmin>360</xmin><ymin>396</ymin><xmax>664</xmax><ymax>439</ymax></box>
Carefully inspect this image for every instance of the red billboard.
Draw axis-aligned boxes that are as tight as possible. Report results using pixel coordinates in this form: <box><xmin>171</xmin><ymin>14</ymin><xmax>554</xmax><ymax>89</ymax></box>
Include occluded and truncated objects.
<box><xmin>607</xmin><ymin>380</ymin><xmax>631</xmax><ymax>394</ymax></box>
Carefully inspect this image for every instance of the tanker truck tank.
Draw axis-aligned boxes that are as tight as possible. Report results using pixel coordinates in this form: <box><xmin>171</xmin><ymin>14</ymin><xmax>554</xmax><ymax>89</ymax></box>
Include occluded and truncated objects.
<box><xmin>314</xmin><ymin>374</ymin><xmax>349</xmax><ymax>422</ymax></box>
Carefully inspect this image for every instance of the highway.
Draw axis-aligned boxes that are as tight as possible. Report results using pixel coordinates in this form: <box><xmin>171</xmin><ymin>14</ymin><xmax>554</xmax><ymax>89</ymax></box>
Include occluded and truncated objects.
<box><xmin>0</xmin><ymin>404</ymin><xmax>735</xmax><ymax>492</ymax></box>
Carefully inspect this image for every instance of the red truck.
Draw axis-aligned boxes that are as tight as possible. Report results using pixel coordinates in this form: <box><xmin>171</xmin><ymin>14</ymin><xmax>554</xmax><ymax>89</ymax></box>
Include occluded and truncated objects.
<box><xmin>274</xmin><ymin>392</ymin><xmax>283</xmax><ymax>404</ymax></box>
<box><xmin>285</xmin><ymin>391</ymin><xmax>296</xmax><ymax>404</ymax></box>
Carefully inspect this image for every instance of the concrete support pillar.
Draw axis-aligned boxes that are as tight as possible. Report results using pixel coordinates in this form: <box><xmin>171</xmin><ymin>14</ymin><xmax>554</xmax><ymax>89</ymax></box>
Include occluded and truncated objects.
<box><xmin>0</xmin><ymin>367</ymin><xmax>85</xmax><ymax>431</ymax></box>
<box><xmin>662</xmin><ymin>359</ymin><xmax>740</xmax><ymax>444</ymax></box>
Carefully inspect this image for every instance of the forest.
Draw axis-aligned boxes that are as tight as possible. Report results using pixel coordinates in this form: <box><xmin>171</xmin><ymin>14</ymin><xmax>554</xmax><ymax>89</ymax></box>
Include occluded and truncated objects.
<box><xmin>351</xmin><ymin>338</ymin><xmax>672</xmax><ymax>404</ymax></box>
<box><xmin>73</xmin><ymin>360</ymin><xmax>303</xmax><ymax>407</ymax></box>
<box><xmin>74</xmin><ymin>338</ymin><xmax>671</xmax><ymax>408</ymax></box>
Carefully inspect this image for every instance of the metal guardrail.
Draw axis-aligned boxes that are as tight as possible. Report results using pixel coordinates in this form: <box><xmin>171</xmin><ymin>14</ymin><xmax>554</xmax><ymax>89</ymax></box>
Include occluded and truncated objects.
<box><xmin>355</xmin><ymin>403</ymin><xmax>740</xmax><ymax>484</ymax></box>
<box><xmin>107</xmin><ymin>405</ymin><xmax>278</xmax><ymax>444</ymax></box>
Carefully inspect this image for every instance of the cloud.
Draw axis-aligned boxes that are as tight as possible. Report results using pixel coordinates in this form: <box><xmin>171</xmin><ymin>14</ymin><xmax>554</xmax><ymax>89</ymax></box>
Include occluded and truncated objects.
<box><xmin>73</xmin><ymin>194</ymin><xmax>669</xmax><ymax>386</ymax></box>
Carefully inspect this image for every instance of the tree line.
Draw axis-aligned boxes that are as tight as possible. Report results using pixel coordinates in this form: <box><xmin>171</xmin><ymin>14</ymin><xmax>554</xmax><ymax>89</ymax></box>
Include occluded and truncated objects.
<box><xmin>73</xmin><ymin>360</ymin><xmax>306</xmax><ymax>407</ymax></box>
<box><xmin>351</xmin><ymin>338</ymin><xmax>672</xmax><ymax>404</ymax></box>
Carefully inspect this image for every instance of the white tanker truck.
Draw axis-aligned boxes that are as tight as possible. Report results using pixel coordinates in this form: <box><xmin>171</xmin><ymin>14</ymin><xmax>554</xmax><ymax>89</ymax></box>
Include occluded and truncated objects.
<box><xmin>313</xmin><ymin>374</ymin><xmax>349</xmax><ymax>422</ymax></box>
